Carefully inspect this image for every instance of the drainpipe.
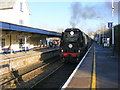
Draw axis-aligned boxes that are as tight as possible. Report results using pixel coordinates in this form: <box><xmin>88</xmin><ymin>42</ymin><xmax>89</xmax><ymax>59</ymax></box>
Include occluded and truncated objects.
<box><xmin>25</xmin><ymin>36</ymin><xmax>27</xmax><ymax>52</ymax></box>
<box><xmin>10</xmin><ymin>34</ymin><xmax>11</xmax><ymax>46</ymax></box>
<box><xmin>9</xmin><ymin>34</ymin><xmax>13</xmax><ymax>54</ymax></box>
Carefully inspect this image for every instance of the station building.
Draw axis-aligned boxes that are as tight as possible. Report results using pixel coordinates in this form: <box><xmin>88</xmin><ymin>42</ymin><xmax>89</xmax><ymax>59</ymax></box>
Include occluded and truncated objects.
<box><xmin>0</xmin><ymin>0</ymin><xmax>61</xmax><ymax>53</ymax></box>
<box><xmin>0</xmin><ymin>0</ymin><xmax>30</xmax><ymax>26</ymax></box>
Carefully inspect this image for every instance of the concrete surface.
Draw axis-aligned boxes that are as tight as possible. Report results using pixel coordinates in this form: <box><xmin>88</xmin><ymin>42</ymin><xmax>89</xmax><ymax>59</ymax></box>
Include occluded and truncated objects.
<box><xmin>65</xmin><ymin>43</ymin><xmax>119</xmax><ymax>89</ymax></box>
<box><xmin>95</xmin><ymin>43</ymin><xmax>119</xmax><ymax>89</ymax></box>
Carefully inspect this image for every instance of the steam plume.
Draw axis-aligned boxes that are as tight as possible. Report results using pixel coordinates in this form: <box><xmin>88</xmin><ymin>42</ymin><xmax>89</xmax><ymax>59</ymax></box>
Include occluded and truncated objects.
<box><xmin>70</xmin><ymin>2</ymin><xmax>97</xmax><ymax>27</ymax></box>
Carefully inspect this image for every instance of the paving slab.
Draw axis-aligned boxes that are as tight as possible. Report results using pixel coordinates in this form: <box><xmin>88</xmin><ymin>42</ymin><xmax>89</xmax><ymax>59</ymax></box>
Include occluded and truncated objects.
<box><xmin>95</xmin><ymin>43</ymin><xmax>119</xmax><ymax>89</ymax></box>
<box><xmin>67</xmin><ymin>45</ymin><xmax>94</xmax><ymax>88</ymax></box>
<box><xmin>65</xmin><ymin>43</ymin><xmax>119</xmax><ymax>89</ymax></box>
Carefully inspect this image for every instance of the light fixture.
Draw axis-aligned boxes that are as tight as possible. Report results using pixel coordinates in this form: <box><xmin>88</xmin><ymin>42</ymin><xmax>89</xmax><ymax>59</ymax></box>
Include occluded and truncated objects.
<box><xmin>70</xmin><ymin>31</ymin><xmax>74</xmax><ymax>36</ymax></box>
<box><xmin>68</xmin><ymin>44</ymin><xmax>73</xmax><ymax>48</ymax></box>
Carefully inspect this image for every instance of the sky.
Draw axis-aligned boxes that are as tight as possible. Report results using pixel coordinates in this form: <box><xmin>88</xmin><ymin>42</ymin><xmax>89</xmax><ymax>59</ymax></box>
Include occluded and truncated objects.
<box><xmin>28</xmin><ymin>0</ymin><xmax>120</xmax><ymax>34</ymax></box>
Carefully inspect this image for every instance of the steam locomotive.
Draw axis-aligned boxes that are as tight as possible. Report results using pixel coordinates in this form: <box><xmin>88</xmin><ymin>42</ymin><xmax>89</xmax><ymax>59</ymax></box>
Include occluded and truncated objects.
<box><xmin>60</xmin><ymin>28</ymin><xmax>92</xmax><ymax>63</ymax></box>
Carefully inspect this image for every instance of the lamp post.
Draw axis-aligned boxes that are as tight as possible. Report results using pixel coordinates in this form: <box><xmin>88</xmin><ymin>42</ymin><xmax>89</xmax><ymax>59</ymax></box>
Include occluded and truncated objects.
<box><xmin>112</xmin><ymin>0</ymin><xmax>114</xmax><ymax>55</ymax></box>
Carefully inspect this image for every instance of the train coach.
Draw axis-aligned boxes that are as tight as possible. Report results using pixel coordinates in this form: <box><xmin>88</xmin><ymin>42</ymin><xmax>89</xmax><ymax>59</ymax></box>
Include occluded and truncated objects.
<box><xmin>60</xmin><ymin>28</ymin><xmax>92</xmax><ymax>63</ymax></box>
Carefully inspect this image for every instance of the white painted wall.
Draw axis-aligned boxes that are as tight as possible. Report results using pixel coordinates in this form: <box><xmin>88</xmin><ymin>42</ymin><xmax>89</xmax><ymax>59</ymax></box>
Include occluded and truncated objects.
<box><xmin>0</xmin><ymin>0</ymin><xmax>30</xmax><ymax>26</ymax></box>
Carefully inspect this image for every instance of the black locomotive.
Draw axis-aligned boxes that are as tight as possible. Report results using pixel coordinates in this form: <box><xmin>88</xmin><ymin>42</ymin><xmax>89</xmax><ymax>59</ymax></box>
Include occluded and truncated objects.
<box><xmin>60</xmin><ymin>28</ymin><xmax>92</xmax><ymax>63</ymax></box>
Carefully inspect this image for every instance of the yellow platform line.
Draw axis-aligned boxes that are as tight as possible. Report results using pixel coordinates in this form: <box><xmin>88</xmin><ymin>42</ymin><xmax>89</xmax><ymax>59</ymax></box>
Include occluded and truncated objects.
<box><xmin>91</xmin><ymin>45</ymin><xmax>96</xmax><ymax>90</ymax></box>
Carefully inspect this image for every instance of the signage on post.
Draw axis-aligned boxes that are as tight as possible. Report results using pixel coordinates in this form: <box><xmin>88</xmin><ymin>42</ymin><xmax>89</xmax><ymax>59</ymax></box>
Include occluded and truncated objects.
<box><xmin>108</xmin><ymin>22</ymin><xmax>113</xmax><ymax>28</ymax></box>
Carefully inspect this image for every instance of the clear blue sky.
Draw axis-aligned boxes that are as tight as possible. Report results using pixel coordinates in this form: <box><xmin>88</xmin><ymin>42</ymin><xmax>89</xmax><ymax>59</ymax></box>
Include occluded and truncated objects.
<box><xmin>28</xmin><ymin>2</ymin><xmax>71</xmax><ymax>30</ymax></box>
<box><xmin>28</xmin><ymin>1</ymin><xmax>119</xmax><ymax>34</ymax></box>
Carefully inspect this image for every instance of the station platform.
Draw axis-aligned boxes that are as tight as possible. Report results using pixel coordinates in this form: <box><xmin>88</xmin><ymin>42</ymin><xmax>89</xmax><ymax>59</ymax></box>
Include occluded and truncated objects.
<box><xmin>0</xmin><ymin>47</ymin><xmax>59</xmax><ymax>61</ymax></box>
<box><xmin>0</xmin><ymin>47</ymin><xmax>60</xmax><ymax>89</ymax></box>
<box><xmin>62</xmin><ymin>43</ymin><xmax>119</xmax><ymax>89</ymax></box>
<box><xmin>0</xmin><ymin>47</ymin><xmax>59</xmax><ymax>76</ymax></box>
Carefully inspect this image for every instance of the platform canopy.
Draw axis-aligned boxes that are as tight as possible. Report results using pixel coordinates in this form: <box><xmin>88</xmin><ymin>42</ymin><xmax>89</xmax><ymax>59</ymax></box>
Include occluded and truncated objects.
<box><xmin>0</xmin><ymin>21</ymin><xmax>61</xmax><ymax>37</ymax></box>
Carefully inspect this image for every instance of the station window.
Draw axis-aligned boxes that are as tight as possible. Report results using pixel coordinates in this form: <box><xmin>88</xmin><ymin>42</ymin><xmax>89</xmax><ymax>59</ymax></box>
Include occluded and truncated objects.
<box><xmin>2</xmin><ymin>39</ymin><xmax>5</xmax><ymax>47</ymax></box>
<box><xmin>20</xmin><ymin>2</ymin><xmax>23</xmax><ymax>12</ymax></box>
<box><xmin>19</xmin><ymin>39</ymin><xmax>23</xmax><ymax>47</ymax></box>
<box><xmin>19</xmin><ymin>20</ymin><xmax>24</xmax><ymax>24</ymax></box>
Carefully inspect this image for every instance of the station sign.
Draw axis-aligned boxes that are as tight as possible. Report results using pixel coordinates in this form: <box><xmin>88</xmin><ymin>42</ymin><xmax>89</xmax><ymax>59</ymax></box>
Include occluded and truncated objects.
<box><xmin>108</xmin><ymin>22</ymin><xmax>113</xmax><ymax>28</ymax></box>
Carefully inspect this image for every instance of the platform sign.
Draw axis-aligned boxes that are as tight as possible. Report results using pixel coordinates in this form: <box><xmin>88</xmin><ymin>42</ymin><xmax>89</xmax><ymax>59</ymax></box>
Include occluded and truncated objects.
<box><xmin>108</xmin><ymin>22</ymin><xmax>113</xmax><ymax>28</ymax></box>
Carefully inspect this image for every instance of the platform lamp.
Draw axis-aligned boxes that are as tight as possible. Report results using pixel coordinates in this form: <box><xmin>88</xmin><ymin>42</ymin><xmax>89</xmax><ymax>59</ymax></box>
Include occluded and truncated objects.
<box><xmin>112</xmin><ymin>0</ymin><xmax>115</xmax><ymax>55</ymax></box>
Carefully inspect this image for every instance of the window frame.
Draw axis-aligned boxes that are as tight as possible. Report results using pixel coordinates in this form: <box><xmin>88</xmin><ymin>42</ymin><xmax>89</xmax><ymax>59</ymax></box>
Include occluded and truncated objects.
<box><xmin>20</xmin><ymin>2</ymin><xmax>23</xmax><ymax>12</ymax></box>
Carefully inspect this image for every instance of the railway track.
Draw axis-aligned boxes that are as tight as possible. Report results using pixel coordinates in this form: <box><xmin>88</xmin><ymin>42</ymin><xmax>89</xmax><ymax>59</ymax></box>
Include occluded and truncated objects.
<box><xmin>29</xmin><ymin>47</ymin><xmax>91</xmax><ymax>89</ymax></box>
<box><xmin>1</xmin><ymin>47</ymin><xmax>88</xmax><ymax>89</ymax></box>
<box><xmin>30</xmin><ymin>62</ymin><xmax>78</xmax><ymax>89</ymax></box>
<box><xmin>0</xmin><ymin>55</ymin><xmax>62</xmax><ymax>89</ymax></box>
<box><xmin>30</xmin><ymin>63</ymin><xmax>64</xmax><ymax>89</ymax></box>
